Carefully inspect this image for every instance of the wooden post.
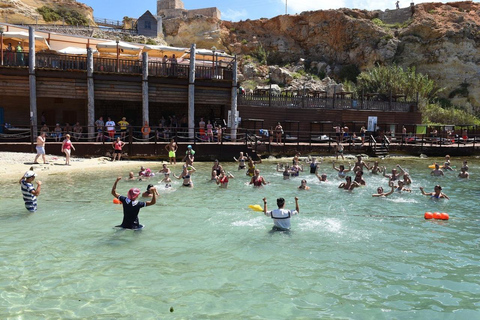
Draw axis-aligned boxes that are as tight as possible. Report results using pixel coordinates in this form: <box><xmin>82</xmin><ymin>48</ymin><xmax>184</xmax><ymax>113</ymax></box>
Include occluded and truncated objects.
<box><xmin>142</xmin><ymin>52</ymin><xmax>149</xmax><ymax>126</ymax></box>
<box><xmin>188</xmin><ymin>44</ymin><xmax>196</xmax><ymax>140</ymax></box>
<box><xmin>87</xmin><ymin>48</ymin><xmax>95</xmax><ymax>141</ymax></box>
<box><xmin>230</xmin><ymin>56</ymin><xmax>238</xmax><ymax>141</ymax></box>
<box><xmin>28</xmin><ymin>27</ymin><xmax>38</xmax><ymax>139</ymax></box>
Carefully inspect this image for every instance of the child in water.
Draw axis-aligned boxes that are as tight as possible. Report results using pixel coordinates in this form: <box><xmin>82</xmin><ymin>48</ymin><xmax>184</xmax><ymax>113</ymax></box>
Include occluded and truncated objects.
<box><xmin>160</xmin><ymin>173</ymin><xmax>172</xmax><ymax>188</ymax></box>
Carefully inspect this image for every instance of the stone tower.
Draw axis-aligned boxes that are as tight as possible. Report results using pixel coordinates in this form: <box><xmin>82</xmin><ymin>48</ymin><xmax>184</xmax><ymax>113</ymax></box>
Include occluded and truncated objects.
<box><xmin>157</xmin><ymin>0</ymin><xmax>184</xmax><ymax>11</ymax></box>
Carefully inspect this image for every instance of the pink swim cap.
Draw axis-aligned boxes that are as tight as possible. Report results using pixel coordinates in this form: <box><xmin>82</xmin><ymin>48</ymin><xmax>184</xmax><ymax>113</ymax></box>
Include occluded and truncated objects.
<box><xmin>127</xmin><ymin>188</ymin><xmax>141</xmax><ymax>200</ymax></box>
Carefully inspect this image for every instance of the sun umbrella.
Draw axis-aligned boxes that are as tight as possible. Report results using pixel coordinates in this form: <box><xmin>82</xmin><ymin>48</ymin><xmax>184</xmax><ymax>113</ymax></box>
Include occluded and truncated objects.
<box><xmin>143</xmin><ymin>45</ymin><xmax>187</xmax><ymax>58</ymax></box>
<box><xmin>56</xmin><ymin>46</ymin><xmax>98</xmax><ymax>55</ymax></box>
<box><xmin>2</xmin><ymin>31</ymin><xmax>50</xmax><ymax>51</ymax></box>
<box><xmin>96</xmin><ymin>41</ymin><xmax>142</xmax><ymax>58</ymax></box>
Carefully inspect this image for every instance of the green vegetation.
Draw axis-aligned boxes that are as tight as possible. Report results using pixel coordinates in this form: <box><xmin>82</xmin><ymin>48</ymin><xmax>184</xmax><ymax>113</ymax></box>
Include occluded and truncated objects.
<box><xmin>371</xmin><ymin>18</ymin><xmax>412</xmax><ymax>29</ymax></box>
<box><xmin>37</xmin><ymin>6</ymin><xmax>88</xmax><ymax>26</ymax></box>
<box><xmin>145</xmin><ymin>38</ymin><xmax>156</xmax><ymax>45</ymax></box>
<box><xmin>422</xmin><ymin>103</ymin><xmax>480</xmax><ymax>125</ymax></box>
<box><xmin>241</xmin><ymin>39</ymin><xmax>248</xmax><ymax>45</ymax></box>
<box><xmin>252</xmin><ymin>43</ymin><xmax>269</xmax><ymax>65</ymax></box>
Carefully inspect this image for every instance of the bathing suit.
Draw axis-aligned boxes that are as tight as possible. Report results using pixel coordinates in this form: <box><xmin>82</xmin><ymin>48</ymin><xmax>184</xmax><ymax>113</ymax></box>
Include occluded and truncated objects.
<box><xmin>36</xmin><ymin>146</ymin><xmax>45</xmax><ymax>155</ymax></box>
<box><xmin>220</xmin><ymin>176</ymin><xmax>229</xmax><ymax>185</ymax></box>
<box><xmin>63</xmin><ymin>140</ymin><xmax>72</xmax><ymax>150</ymax></box>
<box><xmin>290</xmin><ymin>167</ymin><xmax>299</xmax><ymax>177</ymax></box>
<box><xmin>283</xmin><ymin>171</ymin><xmax>290</xmax><ymax>178</ymax></box>
<box><xmin>182</xmin><ymin>174</ymin><xmax>190</xmax><ymax>179</ymax></box>
<box><xmin>252</xmin><ymin>176</ymin><xmax>264</xmax><ymax>186</ymax></box>
<box><xmin>310</xmin><ymin>163</ymin><xmax>318</xmax><ymax>174</ymax></box>
<box><xmin>338</xmin><ymin>171</ymin><xmax>346</xmax><ymax>178</ymax></box>
<box><xmin>239</xmin><ymin>158</ymin><xmax>245</xmax><ymax>169</ymax></box>
<box><xmin>431</xmin><ymin>194</ymin><xmax>440</xmax><ymax>199</ymax></box>
<box><xmin>169</xmin><ymin>151</ymin><xmax>176</xmax><ymax>158</ymax></box>
<box><xmin>183</xmin><ymin>182</ymin><xmax>191</xmax><ymax>187</ymax></box>
<box><xmin>247</xmin><ymin>164</ymin><xmax>255</xmax><ymax>176</ymax></box>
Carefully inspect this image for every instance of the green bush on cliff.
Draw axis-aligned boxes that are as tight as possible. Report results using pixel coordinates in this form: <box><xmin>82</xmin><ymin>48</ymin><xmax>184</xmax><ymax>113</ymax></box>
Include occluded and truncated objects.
<box><xmin>421</xmin><ymin>103</ymin><xmax>480</xmax><ymax>125</ymax></box>
<box><xmin>37</xmin><ymin>6</ymin><xmax>88</xmax><ymax>26</ymax></box>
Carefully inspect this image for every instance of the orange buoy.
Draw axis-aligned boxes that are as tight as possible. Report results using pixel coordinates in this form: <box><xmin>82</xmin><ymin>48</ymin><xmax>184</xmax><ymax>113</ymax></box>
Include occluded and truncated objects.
<box><xmin>440</xmin><ymin>212</ymin><xmax>449</xmax><ymax>220</ymax></box>
<box><xmin>433</xmin><ymin>212</ymin><xmax>442</xmax><ymax>219</ymax></box>
<box><xmin>113</xmin><ymin>198</ymin><xmax>121</xmax><ymax>204</ymax></box>
<box><xmin>424</xmin><ymin>212</ymin><xmax>433</xmax><ymax>219</ymax></box>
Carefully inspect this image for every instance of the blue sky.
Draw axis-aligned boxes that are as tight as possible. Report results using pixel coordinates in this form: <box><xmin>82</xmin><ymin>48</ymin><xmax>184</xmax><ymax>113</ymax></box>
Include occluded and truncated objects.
<box><xmin>81</xmin><ymin>0</ymin><xmax>464</xmax><ymax>22</ymax></box>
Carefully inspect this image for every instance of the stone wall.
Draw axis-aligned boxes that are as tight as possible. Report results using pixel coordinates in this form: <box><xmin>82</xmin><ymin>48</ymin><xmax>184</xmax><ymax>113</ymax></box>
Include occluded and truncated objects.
<box><xmin>187</xmin><ymin>8</ymin><xmax>221</xmax><ymax>20</ymax></box>
<box><xmin>157</xmin><ymin>0</ymin><xmax>184</xmax><ymax>11</ymax></box>
<box><xmin>378</xmin><ymin>6</ymin><xmax>413</xmax><ymax>24</ymax></box>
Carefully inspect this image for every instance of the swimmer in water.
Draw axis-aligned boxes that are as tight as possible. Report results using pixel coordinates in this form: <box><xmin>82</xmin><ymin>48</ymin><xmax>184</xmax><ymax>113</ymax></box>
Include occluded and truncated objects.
<box><xmin>250</xmin><ymin>169</ymin><xmax>268</xmax><ymax>187</ymax></box>
<box><xmin>308</xmin><ymin>157</ymin><xmax>321</xmax><ymax>174</ymax></box>
<box><xmin>332</xmin><ymin>161</ymin><xmax>352</xmax><ymax>178</ymax></box>
<box><xmin>126</xmin><ymin>171</ymin><xmax>135</xmax><ymax>181</ymax></box>
<box><xmin>430</xmin><ymin>163</ymin><xmax>444</xmax><ymax>177</ymax></box>
<box><xmin>369</xmin><ymin>161</ymin><xmax>382</xmax><ymax>174</ymax></box>
<box><xmin>419</xmin><ymin>185</ymin><xmax>449</xmax><ymax>200</ymax></box>
<box><xmin>442</xmin><ymin>155</ymin><xmax>454</xmax><ymax>171</ymax></box>
<box><xmin>298</xmin><ymin>179</ymin><xmax>310</xmax><ymax>190</ymax></box>
<box><xmin>461</xmin><ymin>160</ymin><xmax>468</xmax><ymax>171</ymax></box>
<box><xmin>173</xmin><ymin>165</ymin><xmax>196</xmax><ymax>187</ymax></box>
<box><xmin>158</xmin><ymin>163</ymin><xmax>171</xmax><ymax>176</ymax></box>
<box><xmin>142</xmin><ymin>184</ymin><xmax>160</xmax><ymax>198</ymax></box>
<box><xmin>277</xmin><ymin>163</ymin><xmax>291</xmax><ymax>180</ymax></box>
<box><xmin>315</xmin><ymin>170</ymin><xmax>328</xmax><ymax>182</ymax></box>
<box><xmin>246</xmin><ymin>156</ymin><xmax>262</xmax><ymax>177</ymax></box>
<box><xmin>234</xmin><ymin>152</ymin><xmax>247</xmax><ymax>170</ymax></box>
<box><xmin>263</xmin><ymin>196</ymin><xmax>299</xmax><ymax>232</ymax></box>
<box><xmin>402</xmin><ymin>172</ymin><xmax>412</xmax><ymax>185</ymax></box>
<box><xmin>290</xmin><ymin>162</ymin><xmax>303</xmax><ymax>177</ymax></box>
<box><xmin>111</xmin><ymin>177</ymin><xmax>156</xmax><ymax>229</ymax></box>
<box><xmin>211</xmin><ymin>159</ymin><xmax>223</xmax><ymax>180</ymax></box>
<box><xmin>353</xmin><ymin>155</ymin><xmax>370</xmax><ymax>173</ymax></box>
<box><xmin>383</xmin><ymin>165</ymin><xmax>405</xmax><ymax>182</ymax></box>
<box><xmin>338</xmin><ymin>176</ymin><xmax>359</xmax><ymax>191</ymax></box>
<box><xmin>372</xmin><ymin>184</ymin><xmax>395</xmax><ymax>197</ymax></box>
<box><xmin>335</xmin><ymin>142</ymin><xmax>344</xmax><ymax>160</ymax></box>
<box><xmin>458</xmin><ymin>167</ymin><xmax>469</xmax><ymax>179</ymax></box>
<box><xmin>216</xmin><ymin>169</ymin><xmax>234</xmax><ymax>188</ymax></box>
<box><xmin>354</xmin><ymin>170</ymin><xmax>366</xmax><ymax>186</ymax></box>
<box><xmin>394</xmin><ymin>180</ymin><xmax>411</xmax><ymax>193</ymax></box>
<box><xmin>160</xmin><ymin>173</ymin><xmax>172</xmax><ymax>188</ymax></box>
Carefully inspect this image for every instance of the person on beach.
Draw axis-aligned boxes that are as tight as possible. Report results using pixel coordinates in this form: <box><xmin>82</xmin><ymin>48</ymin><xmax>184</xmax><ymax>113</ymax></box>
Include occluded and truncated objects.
<box><xmin>73</xmin><ymin>122</ymin><xmax>83</xmax><ymax>141</ymax></box>
<box><xmin>275</xmin><ymin>122</ymin><xmax>283</xmax><ymax>144</ymax></box>
<box><xmin>430</xmin><ymin>163</ymin><xmax>444</xmax><ymax>177</ymax></box>
<box><xmin>360</xmin><ymin>126</ymin><xmax>367</xmax><ymax>146</ymax></box>
<box><xmin>174</xmin><ymin>164</ymin><xmax>196</xmax><ymax>187</ymax></box>
<box><xmin>111</xmin><ymin>177</ymin><xmax>156</xmax><ymax>229</ymax></box>
<box><xmin>338</xmin><ymin>176</ymin><xmax>359</xmax><ymax>191</ymax></box>
<box><xmin>53</xmin><ymin>123</ymin><xmax>63</xmax><ymax>142</ymax></box>
<box><xmin>250</xmin><ymin>169</ymin><xmax>268</xmax><ymax>187</ymax></box>
<box><xmin>33</xmin><ymin>132</ymin><xmax>47</xmax><ymax>164</ymax></box>
<box><xmin>105</xmin><ymin>117</ymin><xmax>116</xmax><ymax>140</ymax></box>
<box><xmin>420</xmin><ymin>185</ymin><xmax>449</xmax><ymax>200</ymax></box>
<box><xmin>206</xmin><ymin>120</ymin><xmax>214</xmax><ymax>142</ymax></box>
<box><xmin>199</xmin><ymin>118</ymin><xmax>206</xmax><ymax>137</ymax></box>
<box><xmin>458</xmin><ymin>167</ymin><xmax>469</xmax><ymax>179</ymax></box>
<box><xmin>234</xmin><ymin>152</ymin><xmax>247</xmax><ymax>170</ymax></box>
<box><xmin>142</xmin><ymin>184</ymin><xmax>159</xmax><ymax>198</ymax></box>
<box><xmin>61</xmin><ymin>134</ymin><xmax>75</xmax><ymax>165</ymax></box>
<box><xmin>112</xmin><ymin>137</ymin><xmax>125</xmax><ymax>161</ymax></box>
<box><xmin>40</xmin><ymin>123</ymin><xmax>50</xmax><ymax>136</ymax></box>
<box><xmin>263</xmin><ymin>197</ymin><xmax>299</xmax><ymax>232</ymax></box>
<box><xmin>95</xmin><ymin>116</ymin><xmax>104</xmax><ymax>142</ymax></box>
<box><xmin>19</xmin><ymin>170</ymin><xmax>42</xmax><ymax>212</ymax></box>
<box><xmin>332</xmin><ymin>161</ymin><xmax>352</xmax><ymax>178</ymax></box>
<box><xmin>246</xmin><ymin>156</ymin><xmax>261</xmax><ymax>177</ymax></box>
<box><xmin>165</xmin><ymin>139</ymin><xmax>178</xmax><ymax>165</ymax></box>
<box><xmin>216</xmin><ymin>169</ymin><xmax>234</xmax><ymax>188</ymax></box>
<box><xmin>372</xmin><ymin>184</ymin><xmax>395</xmax><ymax>197</ymax></box>
<box><xmin>298</xmin><ymin>179</ymin><xmax>310</xmax><ymax>190</ymax></box>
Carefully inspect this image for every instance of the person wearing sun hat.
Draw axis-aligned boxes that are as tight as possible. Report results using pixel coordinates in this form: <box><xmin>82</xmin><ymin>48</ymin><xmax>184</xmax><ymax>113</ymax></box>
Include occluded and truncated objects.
<box><xmin>19</xmin><ymin>170</ymin><xmax>42</xmax><ymax>212</ymax></box>
<box><xmin>111</xmin><ymin>177</ymin><xmax>157</xmax><ymax>229</ymax></box>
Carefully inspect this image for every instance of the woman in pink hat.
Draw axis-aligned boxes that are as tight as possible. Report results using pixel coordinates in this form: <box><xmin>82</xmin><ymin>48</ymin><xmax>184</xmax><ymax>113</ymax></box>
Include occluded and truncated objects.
<box><xmin>111</xmin><ymin>177</ymin><xmax>157</xmax><ymax>229</ymax></box>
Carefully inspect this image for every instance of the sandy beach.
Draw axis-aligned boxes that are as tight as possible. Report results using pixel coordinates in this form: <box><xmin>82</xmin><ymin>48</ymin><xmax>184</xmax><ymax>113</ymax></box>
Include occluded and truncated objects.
<box><xmin>0</xmin><ymin>151</ymin><xmax>168</xmax><ymax>182</ymax></box>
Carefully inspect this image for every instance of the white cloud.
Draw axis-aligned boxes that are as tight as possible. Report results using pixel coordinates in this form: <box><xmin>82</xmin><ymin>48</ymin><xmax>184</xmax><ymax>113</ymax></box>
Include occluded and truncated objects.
<box><xmin>222</xmin><ymin>9</ymin><xmax>249</xmax><ymax>21</ymax></box>
<box><xmin>279</xmin><ymin>0</ymin><xmax>347</xmax><ymax>13</ymax></box>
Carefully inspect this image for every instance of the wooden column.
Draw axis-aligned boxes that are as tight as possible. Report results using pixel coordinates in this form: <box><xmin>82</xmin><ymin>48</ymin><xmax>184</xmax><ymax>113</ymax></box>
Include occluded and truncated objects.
<box><xmin>142</xmin><ymin>52</ymin><xmax>149</xmax><ymax>125</ymax></box>
<box><xmin>28</xmin><ymin>26</ymin><xmax>37</xmax><ymax>138</ymax></box>
<box><xmin>230</xmin><ymin>56</ymin><xmax>238</xmax><ymax>141</ymax></box>
<box><xmin>188</xmin><ymin>44</ymin><xmax>196</xmax><ymax>140</ymax></box>
<box><xmin>87</xmin><ymin>48</ymin><xmax>95</xmax><ymax>140</ymax></box>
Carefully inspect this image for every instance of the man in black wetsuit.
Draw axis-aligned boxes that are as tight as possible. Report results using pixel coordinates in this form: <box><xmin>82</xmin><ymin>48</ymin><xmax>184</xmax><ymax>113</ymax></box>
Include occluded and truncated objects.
<box><xmin>111</xmin><ymin>177</ymin><xmax>157</xmax><ymax>229</ymax></box>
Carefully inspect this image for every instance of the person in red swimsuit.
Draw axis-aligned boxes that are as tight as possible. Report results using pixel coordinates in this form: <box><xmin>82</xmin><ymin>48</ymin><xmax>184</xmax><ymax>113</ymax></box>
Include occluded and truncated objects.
<box><xmin>249</xmin><ymin>169</ymin><xmax>268</xmax><ymax>187</ymax></box>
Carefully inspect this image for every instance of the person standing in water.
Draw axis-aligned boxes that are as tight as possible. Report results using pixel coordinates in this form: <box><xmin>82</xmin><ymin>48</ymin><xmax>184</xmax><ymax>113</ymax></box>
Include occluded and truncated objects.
<box><xmin>61</xmin><ymin>134</ymin><xmax>76</xmax><ymax>165</ymax></box>
<box><xmin>111</xmin><ymin>177</ymin><xmax>156</xmax><ymax>229</ymax></box>
<box><xmin>19</xmin><ymin>170</ymin><xmax>42</xmax><ymax>212</ymax></box>
<box><xmin>419</xmin><ymin>185</ymin><xmax>449</xmax><ymax>200</ymax></box>
<box><xmin>263</xmin><ymin>197</ymin><xmax>299</xmax><ymax>232</ymax></box>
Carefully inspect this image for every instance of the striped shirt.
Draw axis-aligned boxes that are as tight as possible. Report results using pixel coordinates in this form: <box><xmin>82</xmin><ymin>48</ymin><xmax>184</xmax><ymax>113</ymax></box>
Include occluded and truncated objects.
<box><xmin>21</xmin><ymin>179</ymin><xmax>37</xmax><ymax>212</ymax></box>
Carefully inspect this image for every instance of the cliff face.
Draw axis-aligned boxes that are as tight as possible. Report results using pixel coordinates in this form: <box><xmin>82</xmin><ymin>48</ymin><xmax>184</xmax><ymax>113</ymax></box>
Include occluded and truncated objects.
<box><xmin>0</xmin><ymin>0</ymin><xmax>94</xmax><ymax>25</ymax></box>
<box><xmin>218</xmin><ymin>2</ymin><xmax>480</xmax><ymax>108</ymax></box>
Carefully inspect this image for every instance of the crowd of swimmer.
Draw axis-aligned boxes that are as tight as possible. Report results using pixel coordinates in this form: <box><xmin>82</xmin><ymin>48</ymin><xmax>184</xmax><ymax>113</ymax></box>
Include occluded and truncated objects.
<box><xmin>131</xmin><ymin>148</ymin><xmax>469</xmax><ymax>200</ymax></box>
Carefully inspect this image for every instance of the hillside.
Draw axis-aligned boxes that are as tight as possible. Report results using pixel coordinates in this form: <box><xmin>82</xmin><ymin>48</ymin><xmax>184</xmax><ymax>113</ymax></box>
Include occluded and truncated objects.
<box><xmin>0</xmin><ymin>0</ymin><xmax>93</xmax><ymax>25</ymax></box>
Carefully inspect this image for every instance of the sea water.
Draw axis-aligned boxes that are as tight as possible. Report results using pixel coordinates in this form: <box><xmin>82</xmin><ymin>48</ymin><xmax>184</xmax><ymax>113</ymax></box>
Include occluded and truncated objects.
<box><xmin>1</xmin><ymin>157</ymin><xmax>479</xmax><ymax>319</ymax></box>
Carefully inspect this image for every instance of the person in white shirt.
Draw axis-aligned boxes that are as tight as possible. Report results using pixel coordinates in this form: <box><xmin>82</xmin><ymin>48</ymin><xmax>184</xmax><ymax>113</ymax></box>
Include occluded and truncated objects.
<box><xmin>262</xmin><ymin>197</ymin><xmax>299</xmax><ymax>231</ymax></box>
<box><xmin>105</xmin><ymin>117</ymin><xmax>116</xmax><ymax>140</ymax></box>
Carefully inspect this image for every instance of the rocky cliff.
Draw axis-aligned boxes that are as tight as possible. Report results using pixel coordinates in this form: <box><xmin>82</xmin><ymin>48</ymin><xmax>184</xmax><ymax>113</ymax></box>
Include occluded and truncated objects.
<box><xmin>217</xmin><ymin>1</ymin><xmax>480</xmax><ymax>109</ymax></box>
<box><xmin>0</xmin><ymin>0</ymin><xmax>93</xmax><ymax>25</ymax></box>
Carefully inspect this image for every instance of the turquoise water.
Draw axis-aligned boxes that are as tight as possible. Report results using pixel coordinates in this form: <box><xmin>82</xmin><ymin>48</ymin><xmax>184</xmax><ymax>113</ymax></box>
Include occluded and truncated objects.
<box><xmin>1</xmin><ymin>157</ymin><xmax>479</xmax><ymax>319</ymax></box>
